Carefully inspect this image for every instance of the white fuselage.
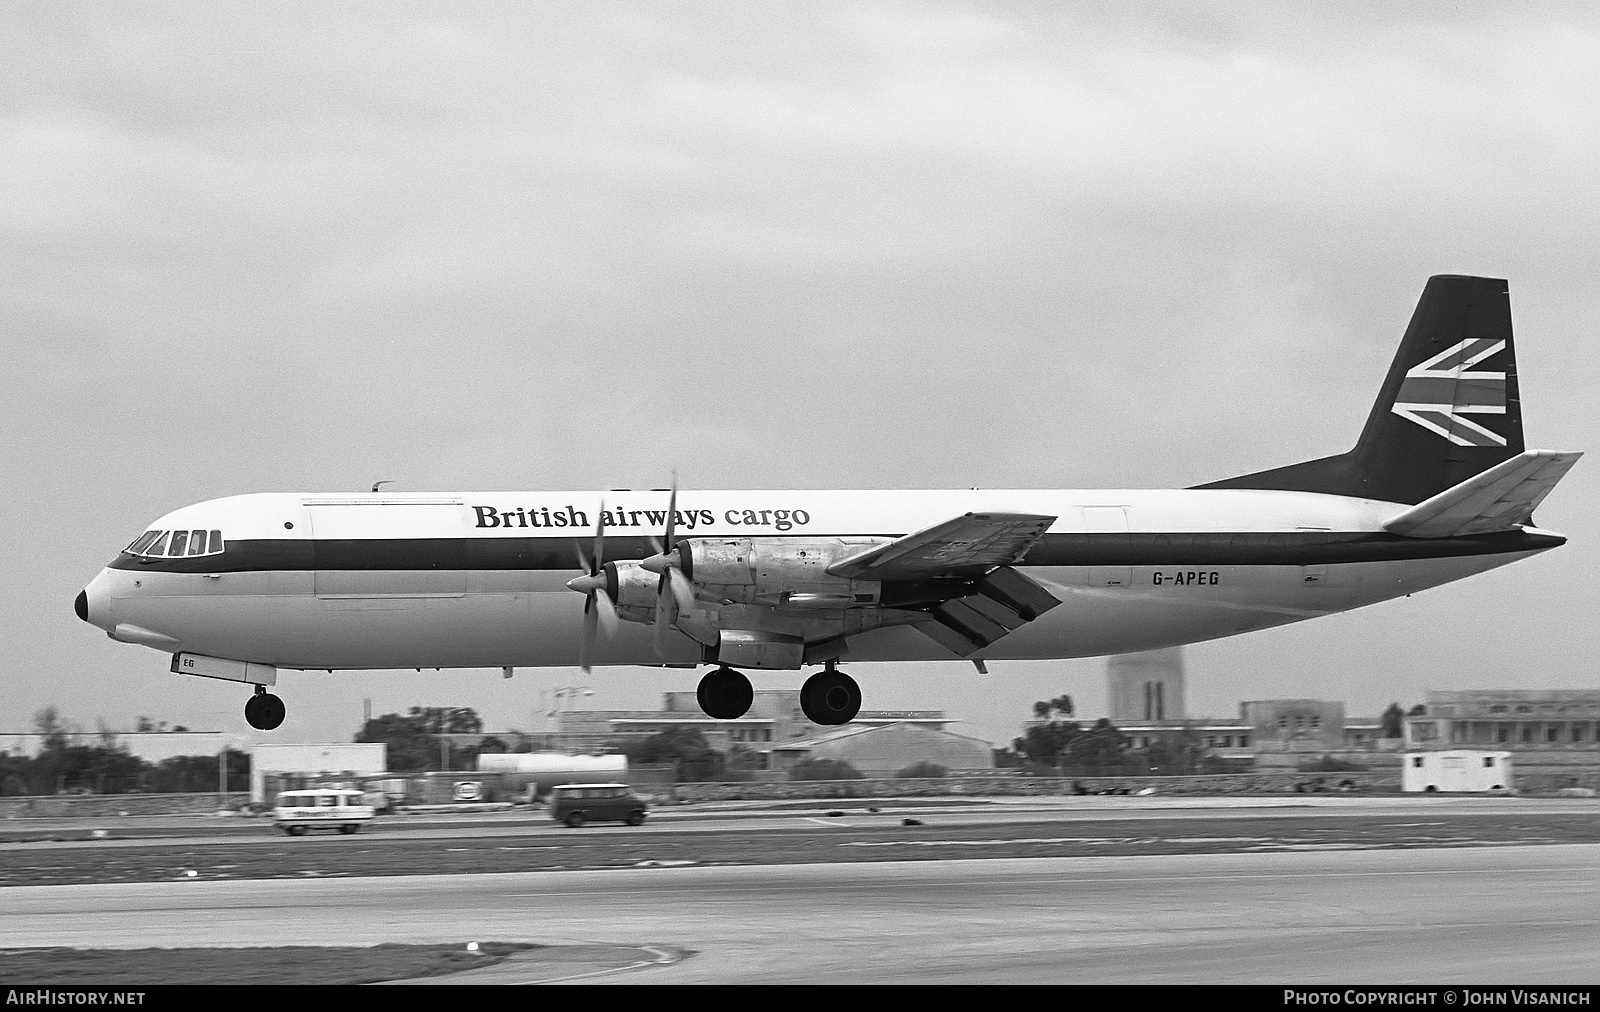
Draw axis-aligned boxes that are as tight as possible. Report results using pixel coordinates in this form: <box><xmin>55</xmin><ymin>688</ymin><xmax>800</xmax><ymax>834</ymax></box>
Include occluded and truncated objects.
<box><xmin>80</xmin><ymin>488</ymin><xmax>1557</xmax><ymax>673</ymax></box>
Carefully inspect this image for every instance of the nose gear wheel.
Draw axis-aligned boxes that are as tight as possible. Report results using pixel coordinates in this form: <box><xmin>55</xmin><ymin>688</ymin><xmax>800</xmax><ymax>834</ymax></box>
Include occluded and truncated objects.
<box><xmin>244</xmin><ymin>691</ymin><xmax>286</xmax><ymax>731</ymax></box>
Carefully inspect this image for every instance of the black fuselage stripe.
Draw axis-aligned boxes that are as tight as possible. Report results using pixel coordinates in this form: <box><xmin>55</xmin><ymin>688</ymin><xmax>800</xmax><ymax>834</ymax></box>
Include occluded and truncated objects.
<box><xmin>105</xmin><ymin>529</ymin><xmax>1562</xmax><ymax>575</ymax></box>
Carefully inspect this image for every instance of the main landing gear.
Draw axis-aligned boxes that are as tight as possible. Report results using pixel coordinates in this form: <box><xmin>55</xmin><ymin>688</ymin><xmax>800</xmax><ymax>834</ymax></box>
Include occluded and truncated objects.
<box><xmin>245</xmin><ymin>685</ymin><xmax>286</xmax><ymax>731</ymax></box>
<box><xmin>694</xmin><ymin>663</ymin><xmax>862</xmax><ymax>726</ymax></box>
<box><xmin>800</xmin><ymin>664</ymin><xmax>860</xmax><ymax>726</ymax></box>
<box><xmin>698</xmin><ymin>666</ymin><xmax>754</xmax><ymax>720</ymax></box>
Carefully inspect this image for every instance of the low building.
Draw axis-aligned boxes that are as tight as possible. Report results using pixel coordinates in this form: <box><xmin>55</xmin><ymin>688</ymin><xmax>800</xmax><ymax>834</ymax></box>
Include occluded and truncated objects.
<box><xmin>1406</xmin><ymin>690</ymin><xmax>1600</xmax><ymax>750</ymax></box>
<box><xmin>0</xmin><ymin>731</ymin><xmax>226</xmax><ymax>762</ymax></box>
<box><xmin>250</xmin><ymin>742</ymin><xmax>387</xmax><ymax>805</ymax></box>
<box><xmin>1082</xmin><ymin>699</ymin><xmax>1390</xmax><ymax>764</ymax></box>
<box><xmin>770</xmin><ymin>721</ymin><xmax>994</xmax><ymax>776</ymax></box>
<box><xmin>1116</xmin><ymin>720</ymin><xmax>1256</xmax><ymax>761</ymax></box>
<box><xmin>556</xmin><ymin>690</ymin><xmax>952</xmax><ymax>761</ymax></box>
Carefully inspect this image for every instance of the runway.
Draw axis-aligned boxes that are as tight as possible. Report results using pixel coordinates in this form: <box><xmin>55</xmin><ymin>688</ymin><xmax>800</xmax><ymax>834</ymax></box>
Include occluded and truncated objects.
<box><xmin>3</xmin><ymin>797</ymin><xmax>1598</xmax><ymax>984</ymax></box>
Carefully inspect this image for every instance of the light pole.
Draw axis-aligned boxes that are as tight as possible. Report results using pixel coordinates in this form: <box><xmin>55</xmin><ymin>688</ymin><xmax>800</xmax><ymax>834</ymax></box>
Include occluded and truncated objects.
<box><xmin>217</xmin><ymin>734</ymin><xmax>240</xmax><ymax>809</ymax></box>
<box><xmin>545</xmin><ymin>686</ymin><xmax>594</xmax><ymax>743</ymax></box>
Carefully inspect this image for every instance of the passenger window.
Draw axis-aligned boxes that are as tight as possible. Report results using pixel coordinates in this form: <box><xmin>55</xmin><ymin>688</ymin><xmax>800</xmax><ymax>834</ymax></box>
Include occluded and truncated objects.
<box><xmin>188</xmin><ymin>530</ymin><xmax>207</xmax><ymax>555</ymax></box>
<box><xmin>168</xmin><ymin>531</ymin><xmax>189</xmax><ymax>556</ymax></box>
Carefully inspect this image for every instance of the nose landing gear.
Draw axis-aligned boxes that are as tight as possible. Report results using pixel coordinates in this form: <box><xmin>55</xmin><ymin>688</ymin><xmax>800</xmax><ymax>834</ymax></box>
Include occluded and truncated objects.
<box><xmin>697</xmin><ymin>666</ymin><xmax>754</xmax><ymax>720</ymax></box>
<box><xmin>800</xmin><ymin>665</ymin><xmax>860</xmax><ymax>726</ymax></box>
<box><xmin>245</xmin><ymin>685</ymin><xmax>286</xmax><ymax>731</ymax></box>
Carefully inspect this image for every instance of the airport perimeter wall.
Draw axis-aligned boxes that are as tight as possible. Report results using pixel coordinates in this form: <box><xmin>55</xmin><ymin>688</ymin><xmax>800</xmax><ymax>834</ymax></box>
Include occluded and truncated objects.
<box><xmin>0</xmin><ymin>793</ymin><xmax>251</xmax><ymax>819</ymax></box>
<box><xmin>658</xmin><ymin>770</ymin><xmax>1405</xmax><ymax>801</ymax></box>
<box><xmin>2</xmin><ymin>765</ymin><xmax>1592</xmax><ymax>818</ymax></box>
<box><xmin>657</xmin><ymin>765</ymin><xmax>1593</xmax><ymax>799</ymax></box>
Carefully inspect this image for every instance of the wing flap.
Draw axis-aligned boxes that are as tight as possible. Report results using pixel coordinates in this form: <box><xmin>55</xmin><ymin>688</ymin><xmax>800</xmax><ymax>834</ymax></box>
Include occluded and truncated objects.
<box><xmin>826</xmin><ymin>512</ymin><xmax>1056</xmax><ymax>581</ymax></box>
<box><xmin>911</xmin><ymin>566</ymin><xmax>1062</xmax><ymax>657</ymax></box>
<box><xmin>1384</xmin><ymin>449</ymin><xmax>1582</xmax><ymax>538</ymax></box>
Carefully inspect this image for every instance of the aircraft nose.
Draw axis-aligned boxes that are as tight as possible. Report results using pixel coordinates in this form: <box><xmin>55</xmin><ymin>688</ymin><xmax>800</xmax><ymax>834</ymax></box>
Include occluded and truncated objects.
<box><xmin>78</xmin><ymin>571</ymin><xmax>115</xmax><ymax>631</ymax></box>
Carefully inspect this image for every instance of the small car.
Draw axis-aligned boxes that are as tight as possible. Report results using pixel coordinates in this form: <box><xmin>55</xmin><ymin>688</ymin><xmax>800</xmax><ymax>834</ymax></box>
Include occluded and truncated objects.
<box><xmin>272</xmin><ymin>788</ymin><xmax>375</xmax><ymax>836</ymax></box>
<box><xmin>547</xmin><ymin>783</ymin><xmax>647</xmax><ymax>828</ymax></box>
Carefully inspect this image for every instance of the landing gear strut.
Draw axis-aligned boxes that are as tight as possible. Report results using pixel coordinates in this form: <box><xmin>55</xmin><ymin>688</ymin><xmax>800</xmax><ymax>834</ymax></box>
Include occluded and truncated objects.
<box><xmin>697</xmin><ymin>666</ymin><xmax>754</xmax><ymax>720</ymax></box>
<box><xmin>245</xmin><ymin>685</ymin><xmax>286</xmax><ymax>731</ymax></box>
<box><xmin>800</xmin><ymin>665</ymin><xmax>860</xmax><ymax>726</ymax></box>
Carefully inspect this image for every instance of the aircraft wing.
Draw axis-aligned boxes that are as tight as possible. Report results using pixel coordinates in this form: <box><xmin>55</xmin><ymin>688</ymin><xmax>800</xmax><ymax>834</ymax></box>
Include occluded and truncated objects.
<box><xmin>1383</xmin><ymin>450</ymin><xmax>1582</xmax><ymax>538</ymax></box>
<box><xmin>826</xmin><ymin>512</ymin><xmax>1056</xmax><ymax>581</ymax></box>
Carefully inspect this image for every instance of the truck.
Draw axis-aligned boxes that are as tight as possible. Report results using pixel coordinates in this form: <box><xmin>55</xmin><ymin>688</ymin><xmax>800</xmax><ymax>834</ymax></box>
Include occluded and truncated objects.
<box><xmin>1401</xmin><ymin>750</ymin><xmax>1513</xmax><ymax>793</ymax></box>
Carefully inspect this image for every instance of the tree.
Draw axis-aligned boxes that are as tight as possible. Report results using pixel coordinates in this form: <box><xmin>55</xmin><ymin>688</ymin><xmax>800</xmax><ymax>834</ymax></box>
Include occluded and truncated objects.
<box><xmin>133</xmin><ymin>716</ymin><xmax>189</xmax><ymax>733</ymax></box>
<box><xmin>147</xmin><ymin>750</ymin><xmax>251</xmax><ymax>793</ymax></box>
<box><xmin>1062</xmin><ymin>718</ymin><xmax>1131</xmax><ymax>777</ymax></box>
<box><xmin>896</xmin><ymin>761</ymin><xmax>947</xmax><ymax>779</ymax></box>
<box><xmin>33</xmin><ymin>745</ymin><xmax>146</xmax><ymax>794</ymax></box>
<box><xmin>33</xmin><ymin>707</ymin><xmax>70</xmax><ymax>752</ymax></box>
<box><xmin>727</xmin><ymin>745</ymin><xmax>766</xmax><ymax>771</ymax></box>
<box><xmin>1380</xmin><ymin>703</ymin><xmax>1405</xmax><ymax>738</ymax></box>
<box><xmin>1031</xmin><ymin>695</ymin><xmax>1075</xmax><ymax>722</ymax></box>
<box><xmin>787</xmin><ymin>758</ymin><xmax>862</xmax><ymax>781</ymax></box>
<box><xmin>355</xmin><ymin>707</ymin><xmax>485</xmax><ymax>772</ymax></box>
<box><xmin>1013</xmin><ymin>693</ymin><xmax>1083</xmax><ymax>772</ymax></box>
<box><xmin>611</xmin><ymin>727</ymin><xmax>726</xmax><ymax>782</ymax></box>
<box><xmin>1143</xmin><ymin>724</ymin><xmax>1204</xmax><ymax>775</ymax></box>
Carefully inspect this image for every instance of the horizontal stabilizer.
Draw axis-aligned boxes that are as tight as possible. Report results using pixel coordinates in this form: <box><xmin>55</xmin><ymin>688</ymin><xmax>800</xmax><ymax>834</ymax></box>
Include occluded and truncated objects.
<box><xmin>1383</xmin><ymin>450</ymin><xmax>1582</xmax><ymax>538</ymax></box>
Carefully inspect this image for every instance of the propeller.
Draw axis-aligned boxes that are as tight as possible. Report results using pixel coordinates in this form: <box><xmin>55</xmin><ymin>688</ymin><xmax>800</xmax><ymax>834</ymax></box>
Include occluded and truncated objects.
<box><xmin>643</xmin><ymin>475</ymin><xmax>695</xmax><ymax>658</ymax></box>
<box><xmin>565</xmin><ymin>500</ymin><xmax>616</xmax><ymax>672</ymax></box>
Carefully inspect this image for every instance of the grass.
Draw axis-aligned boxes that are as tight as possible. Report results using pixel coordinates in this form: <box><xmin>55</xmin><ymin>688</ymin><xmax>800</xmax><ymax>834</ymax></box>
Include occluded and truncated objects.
<box><xmin>0</xmin><ymin>942</ymin><xmax>542</xmax><ymax>985</ymax></box>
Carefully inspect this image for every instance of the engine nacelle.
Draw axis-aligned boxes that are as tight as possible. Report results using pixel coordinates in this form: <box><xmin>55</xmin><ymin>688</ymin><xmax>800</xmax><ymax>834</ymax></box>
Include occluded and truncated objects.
<box><xmin>679</xmin><ymin>538</ymin><xmax>883</xmax><ymax>608</ymax></box>
<box><xmin>602</xmin><ymin>560</ymin><xmax>659</xmax><ymax>624</ymax></box>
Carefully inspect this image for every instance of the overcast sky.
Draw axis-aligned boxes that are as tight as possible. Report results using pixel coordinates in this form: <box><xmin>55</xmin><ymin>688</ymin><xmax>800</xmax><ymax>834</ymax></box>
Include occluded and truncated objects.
<box><xmin>4</xmin><ymin>2</ymin><xmax>1598</xmax><ymax>751</ymax></box>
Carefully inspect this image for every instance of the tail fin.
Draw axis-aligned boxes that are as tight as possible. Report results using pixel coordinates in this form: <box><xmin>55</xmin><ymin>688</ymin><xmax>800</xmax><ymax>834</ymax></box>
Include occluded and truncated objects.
<box><xmin>1197</xmin><ymin>275</ymin><xmax>1524</xmax><ymax>504</ymax></box>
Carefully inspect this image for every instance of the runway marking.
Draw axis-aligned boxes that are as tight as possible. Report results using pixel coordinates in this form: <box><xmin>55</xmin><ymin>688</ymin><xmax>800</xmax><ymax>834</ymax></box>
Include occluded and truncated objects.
<box><xmin>801</xmin><ymin>818</ymin><xmax>850</xmax><ymax>828</ymax></box>
<box><xmin>841</xmin><ymin>837</ymin><xmax>1144</xmax><ymax>848</ymax></box>
<box><xmin>494</xmin><ymin>846</ymin><xmax>561</xmax><ymax>851</ymax></box>
<box><xmin>511</xmin><ymin>944</ymin><xmax>684</xmax><ymax>985</ymax></box>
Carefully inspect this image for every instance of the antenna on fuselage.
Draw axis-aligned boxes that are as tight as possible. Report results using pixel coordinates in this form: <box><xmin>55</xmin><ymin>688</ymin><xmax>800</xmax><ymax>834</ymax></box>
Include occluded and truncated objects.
<box><xmin>371</xmin><ymin>480</ymin><xmax>394</xmax><ymax>492</ymax></box>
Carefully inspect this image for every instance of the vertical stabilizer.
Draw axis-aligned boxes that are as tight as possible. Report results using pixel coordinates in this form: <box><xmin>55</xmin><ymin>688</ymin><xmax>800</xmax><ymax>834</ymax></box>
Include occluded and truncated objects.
<box><xmin>1197</xmin><ymin>275</ymin><xmax>1524</xmax><ymax>505</ymax></box>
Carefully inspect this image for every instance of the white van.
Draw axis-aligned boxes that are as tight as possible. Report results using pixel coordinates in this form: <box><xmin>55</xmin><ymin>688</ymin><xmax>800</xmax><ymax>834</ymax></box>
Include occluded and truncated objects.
<box><xmin>1401</xmin><ymin>750</ymin><xmax>1514</xmax><ymax>793</ymax></box>
<box><xmin>272</xmin><ymin>788</ymin><xmax>376</xmax><ymax>835</ymax></box>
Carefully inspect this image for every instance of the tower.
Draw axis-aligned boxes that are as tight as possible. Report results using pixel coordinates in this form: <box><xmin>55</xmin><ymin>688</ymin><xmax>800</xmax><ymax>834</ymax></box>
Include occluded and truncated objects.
<box><xmin>1107</xmin><ymin>647</ymin><xmax>1186</xmax><ymax>722</ymax></box>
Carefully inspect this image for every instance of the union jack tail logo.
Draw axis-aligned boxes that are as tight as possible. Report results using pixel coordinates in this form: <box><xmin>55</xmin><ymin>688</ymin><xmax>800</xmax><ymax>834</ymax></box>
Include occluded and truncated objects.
<box><xmin>1390</xmin><ymin>337</ymin><xmax>1508</xmax><ymax>447</ymax></box>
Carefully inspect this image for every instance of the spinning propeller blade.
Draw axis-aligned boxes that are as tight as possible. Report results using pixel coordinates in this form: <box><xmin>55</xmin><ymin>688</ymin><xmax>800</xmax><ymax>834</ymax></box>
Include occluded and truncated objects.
<box><xmin>567</xmin><ymin>500</ymin><xmax>609</xmax><ymax>672</ymax></box>
<box><xmin>653</xmin><ymin>474</ymin><xmax>684</xmax><ymax>659</ymax></box>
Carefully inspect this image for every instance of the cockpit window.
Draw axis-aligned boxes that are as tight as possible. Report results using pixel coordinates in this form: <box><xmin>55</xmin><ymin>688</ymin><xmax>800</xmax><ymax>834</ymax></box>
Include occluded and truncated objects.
<box><xmin>126</xmin><ymin>531</ymin><xmax>162</xmax><ymax>555</ymax></box>
<box><xmin>124</xmin><ymin>529</ymin><xmax>226</xmax><ymax>559</ymax></box>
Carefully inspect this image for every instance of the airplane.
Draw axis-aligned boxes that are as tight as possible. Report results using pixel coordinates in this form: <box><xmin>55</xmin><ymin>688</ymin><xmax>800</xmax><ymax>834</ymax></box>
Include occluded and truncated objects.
<box><xmin>77</xmin><ymin>275</ymin><xmax>1580</xmax><ymax>732</ymax></box>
